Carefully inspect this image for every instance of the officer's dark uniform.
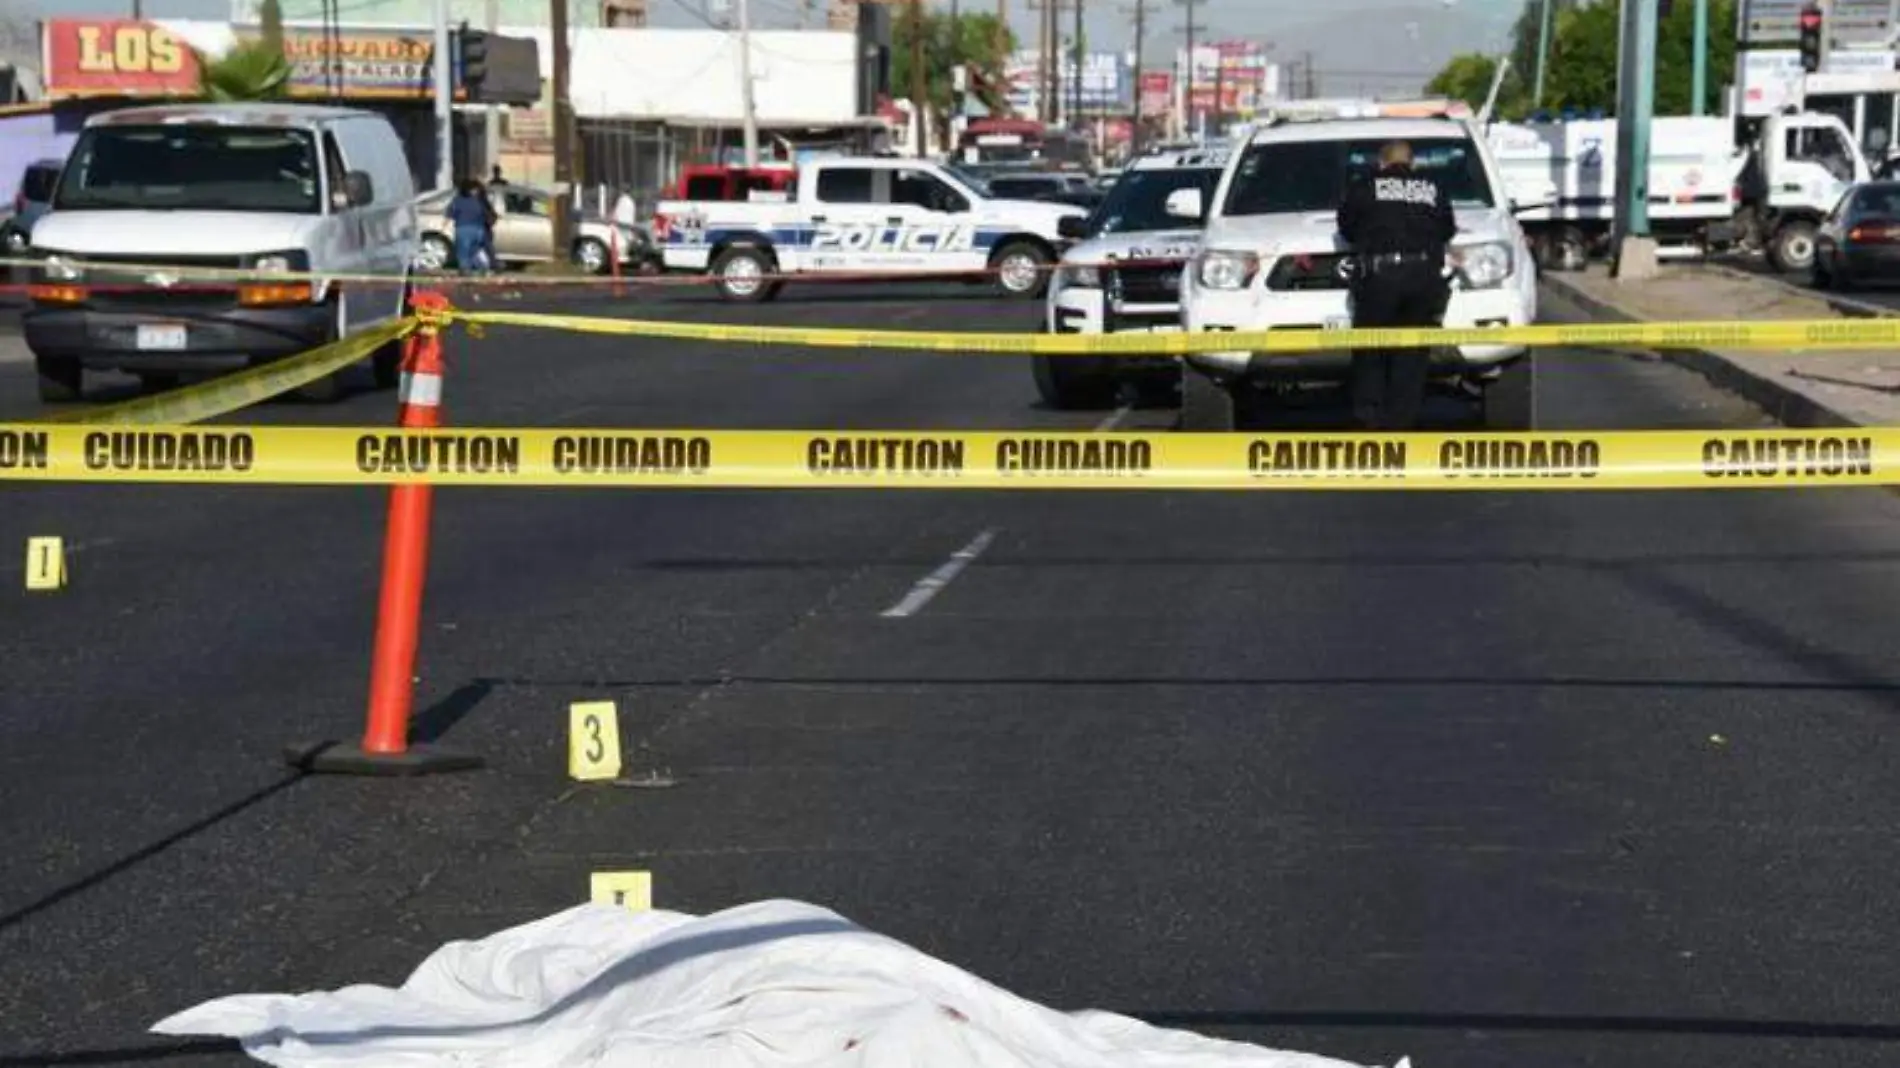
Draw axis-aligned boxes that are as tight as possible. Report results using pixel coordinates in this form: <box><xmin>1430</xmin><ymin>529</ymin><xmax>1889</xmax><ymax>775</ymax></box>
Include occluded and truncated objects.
<box><xmin>1336</xmin><ymin>149</ymin><xmax>1456</xmax><ymax>430</ymax></box>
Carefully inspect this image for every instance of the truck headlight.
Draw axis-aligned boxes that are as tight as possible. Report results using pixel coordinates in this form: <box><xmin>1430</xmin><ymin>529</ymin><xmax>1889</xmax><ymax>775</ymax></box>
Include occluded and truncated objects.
<box><xmin>1196</xmin><ymin>250</ymin><xmax>1258</xmax><ymax>290</ymax></box>
<box><xmin>1063</xmin><ymin>263</ymin><xmax>1101</xmax><ymax>287</ymax></box>
<box><xmin>1455</xmin><ymin>242</ymin><xmax>1513</xmax><ymax>289</ymax></box>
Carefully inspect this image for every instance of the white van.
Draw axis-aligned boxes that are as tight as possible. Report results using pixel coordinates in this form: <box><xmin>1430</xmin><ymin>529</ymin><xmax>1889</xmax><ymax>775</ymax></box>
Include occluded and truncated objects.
<box><xmin>24</xmin><ymin>103</ymin><xmax>419</xmax><ymax>402</ymax></box>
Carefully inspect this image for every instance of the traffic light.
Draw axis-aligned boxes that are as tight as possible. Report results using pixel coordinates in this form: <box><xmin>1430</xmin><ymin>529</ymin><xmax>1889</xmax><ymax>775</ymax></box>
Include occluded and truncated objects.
<box><xmin>460</xmin><ymin>28</ymin><xmax>489</xmax><ymax>94</ymax></box>
<box><xmin>1799</xmin><ymin>2</ymin><xmax>1823</xmax><ymax>74</ymax></box>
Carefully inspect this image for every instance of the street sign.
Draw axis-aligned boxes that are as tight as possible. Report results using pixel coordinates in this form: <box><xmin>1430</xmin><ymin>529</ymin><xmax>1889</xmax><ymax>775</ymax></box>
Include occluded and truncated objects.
<box><xmin>1743</xmin><ymin>0</ymin><xmax>1896</xmax><ymax>43</ymax></box>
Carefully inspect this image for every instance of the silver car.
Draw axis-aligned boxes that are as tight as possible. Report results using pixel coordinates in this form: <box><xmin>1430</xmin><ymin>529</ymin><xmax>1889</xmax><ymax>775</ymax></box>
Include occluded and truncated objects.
<box><xmin>413</xmin><ymin>184</ymin><xmax>653</xmax><ymax>274</ymax></box>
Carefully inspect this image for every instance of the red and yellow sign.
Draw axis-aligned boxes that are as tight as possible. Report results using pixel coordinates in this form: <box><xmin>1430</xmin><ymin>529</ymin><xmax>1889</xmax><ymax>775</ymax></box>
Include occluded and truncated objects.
<box><xmin>44</xmin><ymin>18</ymin><xmax>198</xmax><ymax>97</ymax></box>
<box><xmin>42</xmin><ymin>18</ymin><xmax>461</xmax><ymax>101</ymax></box>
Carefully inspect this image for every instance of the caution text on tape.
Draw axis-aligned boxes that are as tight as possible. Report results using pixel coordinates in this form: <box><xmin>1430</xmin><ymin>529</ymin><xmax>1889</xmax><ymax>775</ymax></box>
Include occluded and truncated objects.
<box><xmin>0</xmin><ymin>425</ymin><xmax>1892</xmax><ymax>491</ymax></box>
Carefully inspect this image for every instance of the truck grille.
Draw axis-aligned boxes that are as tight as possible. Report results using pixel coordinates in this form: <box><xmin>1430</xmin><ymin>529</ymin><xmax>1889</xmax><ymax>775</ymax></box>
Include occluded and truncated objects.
<box><xmin>1108</xmin><ymin>262</ymin><xmax>1182</xmax><ymax>305</ymax></box>
<box><xmin>81</xmin><ymin>254</ymin><xmax>247</xmax><ymax>312</ymax></box>
<box><xmin>1266</xmin><ymin>252</ymin><xmax>1350</xmax><ymax>292</ymax></box>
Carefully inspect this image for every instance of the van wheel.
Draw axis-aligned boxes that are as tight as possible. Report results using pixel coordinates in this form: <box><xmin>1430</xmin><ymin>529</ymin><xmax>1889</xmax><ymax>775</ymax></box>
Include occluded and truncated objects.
<box><xmin>295</xmin><ymin>298</ymin><xmax>351</xmax><ymax>403</ymax></box>
<box><xmin>712</xmin><ymin>245</ymin><xmax>777</xmax><ymax>303</ymax></box>
<box><xmin>371</xmin><ymin>283</ymin><xmax>413</xmax><ymax>390</ymax></box>
<box><xmin>1032</xmin><ymin>351</ymin><xmax>1117</xmax><ymax>410</ymax></box>
<box><xmin>1179</xmin><ymin>365</ymin><xmax>1237</xmax><ymax>431</ymax></box>
<box><xmin>992</xmin><ymin>241</ymin><xmax>1052</xmax><ymax>298</ymax></box>
<box><xmin>35</xmin><ymin>355</ymin><xmax>82</xmax><ymax>403</ymax></box>
<box><xmin>1481</xmin><ymin>357</ymin><xmax>1536</xmax><ymax>431</ymax></box>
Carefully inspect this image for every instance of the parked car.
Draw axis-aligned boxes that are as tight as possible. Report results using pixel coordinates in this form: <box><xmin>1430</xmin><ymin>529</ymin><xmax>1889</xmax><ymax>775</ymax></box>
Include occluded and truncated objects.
<box><xmin>414</xmin><ymin>184</ymin><xmax>653</xmax><ymax>273</ymax></box>
<box><xmin>986</xmin><ymin>171</ymin><xmax>1104</xmax><ymax>210</ymax></box>
<box><xmin>1814</xmin><ymin>179</ymin><xmax>1900</xmax><ymax>289</ymax></box>
<box><xmin>4</xmin><ymin>158</ymin><xmax>63</xmax><ymax>255</ymax></box>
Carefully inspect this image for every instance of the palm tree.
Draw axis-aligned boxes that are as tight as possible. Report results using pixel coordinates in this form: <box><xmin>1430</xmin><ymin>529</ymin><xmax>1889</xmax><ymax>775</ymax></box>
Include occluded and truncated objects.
<box><xmin>195</xmin><ymin>0</ymin><xmax>292</xmax><ymax>102</ymax></box>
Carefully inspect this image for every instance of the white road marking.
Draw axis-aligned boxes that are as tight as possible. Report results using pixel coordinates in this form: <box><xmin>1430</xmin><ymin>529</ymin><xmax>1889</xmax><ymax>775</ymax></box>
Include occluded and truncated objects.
<box><xmin>1093</xmin><ymin>403</ymin><xmax>1132</xmax><ymax>432</ymax></box>
<box><xmin>880</xmin><ymin>528</ymin><xmax>998</xmax><ymax>619</ymax></box>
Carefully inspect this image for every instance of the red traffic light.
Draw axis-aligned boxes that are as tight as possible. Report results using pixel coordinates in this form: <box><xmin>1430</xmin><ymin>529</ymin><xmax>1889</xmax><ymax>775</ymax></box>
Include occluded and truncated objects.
<box><xmin>1800</xmin><ymin>4</ymin><xmax>1822</xmax><ymax>28</ymax></box>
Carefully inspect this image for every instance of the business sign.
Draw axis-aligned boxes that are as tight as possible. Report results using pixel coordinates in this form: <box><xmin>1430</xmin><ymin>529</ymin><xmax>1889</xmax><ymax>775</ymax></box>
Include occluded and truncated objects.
<box><xmin>42</xmin><ymin>17</ymin><xmax>465</xmax><ymax>100</ymax></box>
<box><xmin>1742</xmin><ymin>0</ymin><xmax>1895</xmax><ymax>43</ymax></box>
<box><xmin>1138</xmin><ymin>70</ymin><xmax>1172</xmax><ymax>117</ymax></box>
<box><xmin>1181</xmin><ymin>41</ymin><xmax>1275</xmax><ymax>117</ymax></box>
<box><xmin>1003</xmin><ymin>49</ymin><xmax>1132</xmax><ymax>117</ymax></box>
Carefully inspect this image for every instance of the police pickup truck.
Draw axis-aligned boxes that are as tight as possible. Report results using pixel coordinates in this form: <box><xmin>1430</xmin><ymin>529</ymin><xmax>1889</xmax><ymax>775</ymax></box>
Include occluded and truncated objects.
<box><xmin>1175</xmin><ymin>114</ymin><xmax>1539</xmax><ymax>430</ymax></box>
<box><xmin>1038</xmin><ymin>146</ymin><xmax>1226</xmax><ymax>409</ymax></box>
<box><xmin>656</xmin><ymin>157</ymin><xmax>1087</xmax><ymax>302</ymax></box>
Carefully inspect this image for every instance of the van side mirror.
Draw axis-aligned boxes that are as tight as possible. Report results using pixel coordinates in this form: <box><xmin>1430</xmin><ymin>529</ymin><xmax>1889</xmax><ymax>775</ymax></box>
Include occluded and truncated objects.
<box><xmin>1164</xmin><ymin>187</ymin><xmax>1204</xmax><ymax>219</ymax></box>
<box><xmin>1058</xmin><ymin>215</ymin><xmax>1090</xmax><ymax>239</ymax></box>
<box><xmin>344</xmin><ymin>170</ymin><xmax>374</xmax><ymax>208</ymax></box>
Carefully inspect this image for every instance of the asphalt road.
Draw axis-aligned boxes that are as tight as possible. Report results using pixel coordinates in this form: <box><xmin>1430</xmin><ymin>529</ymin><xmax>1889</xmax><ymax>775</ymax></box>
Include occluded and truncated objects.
<box><xmin>4</xmin><ymin>279</ymin><xmax>1900</xmax><ymax>1068</ymax></box>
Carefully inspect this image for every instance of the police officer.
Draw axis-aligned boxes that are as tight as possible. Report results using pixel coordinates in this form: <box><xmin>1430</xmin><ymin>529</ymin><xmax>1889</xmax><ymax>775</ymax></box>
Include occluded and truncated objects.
<box><xmin>1336</xmin><ymin>140</ymin><xmax>1457</xmax><ymax>430</ymax></box>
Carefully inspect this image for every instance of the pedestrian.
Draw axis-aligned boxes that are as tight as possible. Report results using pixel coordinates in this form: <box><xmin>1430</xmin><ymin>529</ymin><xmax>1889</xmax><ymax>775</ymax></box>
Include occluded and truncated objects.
<box><xmin>480</xmin><ymin>178</ymin><xmax>501</xmax><ymax>272</ymax></box>
<box><xmin>1336</xmin><ymin>140</ymin><xmax>1458</xmax><ymax>431</ymax></box>
<box><xmin>490</xmin><ymin>164</ymin><xmax>506</xmax><ymax>187</ymax></box>
<box><xmin>445</xmin><ymin>179</ymin><xmax>490</xmax><ymax>275</ymax></box>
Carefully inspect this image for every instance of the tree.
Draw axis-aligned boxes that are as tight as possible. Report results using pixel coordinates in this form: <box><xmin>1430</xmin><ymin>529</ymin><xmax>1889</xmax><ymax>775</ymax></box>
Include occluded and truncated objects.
<box><xmin>1426</xmin><ymin>53</ymin><xmax>1503</xmax><ymax>112</ymax></box>
<box><xmin>893</xmin><ymin>11</ymin><xmax>1017</xmax><ymax>143</ymax></box>
<box><xmin>260</xmin><ymin>0</ymin><xmax>285</xmax><ymax>54</ymax></box>
<box><xmin>195</xmin><ymin>36</ymin><xmax>292</xmax><ymax>101</ymax></box>
<box><xmin>1425</xmin><ymin>0</ymin><xmax>1738</xmax><ymax>118</ymax></box>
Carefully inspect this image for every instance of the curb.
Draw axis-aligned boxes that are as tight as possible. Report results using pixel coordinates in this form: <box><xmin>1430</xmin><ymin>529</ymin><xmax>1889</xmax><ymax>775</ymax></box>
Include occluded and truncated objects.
<box><xmin>1540</xmin><ymin>273</ymin><xmax>1862</xmax><ymax>430</ymax></box>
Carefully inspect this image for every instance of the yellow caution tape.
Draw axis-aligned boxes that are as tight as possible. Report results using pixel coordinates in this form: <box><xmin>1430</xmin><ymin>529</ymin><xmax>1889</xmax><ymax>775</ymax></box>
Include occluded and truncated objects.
<box><xmin>0</xmin><ymin>425</ymin><xmax>1893</xmax><ymax>491</ymax></box>
<box><xmin>35</xmin><ymin>321</ymin><xmax>412</xmax><ymax>427</ymax></box>
<box><xmin>454</xmin><ymin>310</ymin><xmax>1900</xmax><ymax>355</ymax></box>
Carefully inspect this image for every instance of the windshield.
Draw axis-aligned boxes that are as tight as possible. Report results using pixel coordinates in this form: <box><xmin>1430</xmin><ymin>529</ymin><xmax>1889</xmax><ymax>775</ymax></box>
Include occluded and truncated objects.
<box><xmin>55</xmin><ymin>125</ymin><xmax>321</xmax><ymax>213</ymax></box>
<box><xmin>941</xmin><ymin>162</ymin><xmax>993</xmax><ymax>198</ymax></box>
<box><xmin>1088</xmin><ymin>168</ymin><xmax>1222</xmax><ymax>234</ymax></box>
<box><xmin>1223</xmin><ymin>136</ymin><xmax>1495</xmax><ymax>216</ymax></box>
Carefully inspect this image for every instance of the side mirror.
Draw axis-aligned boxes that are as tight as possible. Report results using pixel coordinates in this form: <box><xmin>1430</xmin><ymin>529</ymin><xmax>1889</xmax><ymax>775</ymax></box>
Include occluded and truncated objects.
<box><xmin>344</xmin><ymin>170</ymin><xmax>374</xmax><ymax>208</ymax></box>
<box><xmin>1164</xmin><ymin>187</ymin><xmax>1204</xmax><ymax>219</ymax></box>
<box><xmin>1058</xmin><ymin>215</ymin><xmax>1090</xmax><ymax>239</ymax></box>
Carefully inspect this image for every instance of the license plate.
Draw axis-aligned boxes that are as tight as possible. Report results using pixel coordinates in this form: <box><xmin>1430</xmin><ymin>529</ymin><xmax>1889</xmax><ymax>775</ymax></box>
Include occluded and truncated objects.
<box><xmin>1323</xmin><ymin>316</ymin><xmax>1352</xmax><ymax>331</ymax></box>
<box><xmin>136</xmin><ymin>324</ymin><xmax>187</xmax><ymax>351</ymax></box>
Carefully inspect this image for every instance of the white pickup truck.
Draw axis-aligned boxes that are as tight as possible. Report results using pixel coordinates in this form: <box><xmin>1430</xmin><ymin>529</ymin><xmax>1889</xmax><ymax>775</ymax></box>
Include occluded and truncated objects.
<box><xmin>655</xmin><ymin>157</ymin><xmax>1087</xmax><ymax>302</ymax></box>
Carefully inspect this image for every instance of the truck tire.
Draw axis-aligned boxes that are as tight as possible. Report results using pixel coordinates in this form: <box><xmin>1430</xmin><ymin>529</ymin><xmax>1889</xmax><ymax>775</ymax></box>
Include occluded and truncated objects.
<box><xmin>1538</xmin><ymin>226</ymin><xmax>1589</xmax><ymax>272</ymax></box>
<box><xmin>1179</xmin><ymin>365</ymin><xmax>1237</xmax><ymax>431</ymax></box>
<box><xmin>1768</xmin><ymin>220</ymin><xmax>1818</xmax><ymax>274</ymax></box>
<box><xmin>712</xmin><ymin>245</ymin><xmax>779</xmax><ymax>303</ymax></box>
<box><xmin>35</xmin><ymin>355</ymin><xmax>82</xmax><ymax>403</ymax></box>
<box><xmin>1481</xmin><ymin>357</ymin><xmax>1536</xmax><ymax>431</ymax></box>
<box><xmin>991</xmin><ymin>241</ymin><xmax>1052</xmax><ymax>298</ymax></box>
<box><xmin>1032</xmin><ymin>351</ymin><xmax>1117</xmax><ymax>410</ymax></box>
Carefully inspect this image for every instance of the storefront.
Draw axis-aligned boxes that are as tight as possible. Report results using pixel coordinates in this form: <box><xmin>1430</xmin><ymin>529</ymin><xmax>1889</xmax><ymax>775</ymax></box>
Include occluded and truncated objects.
<box><xmin>37</xmin><ymin>17</ymin><xmax>539</xmax><ymax>190</ymax></box>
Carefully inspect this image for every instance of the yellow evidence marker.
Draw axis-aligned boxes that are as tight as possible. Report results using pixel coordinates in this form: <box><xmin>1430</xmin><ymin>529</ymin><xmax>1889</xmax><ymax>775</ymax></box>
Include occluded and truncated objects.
<box><xmin>25</xmin><ymin>537</ymin><xmax>66</xmax><ymax>591</ymax></box>
<box><xmin>590</xmin><ymin>871</ymin><xmax>652</xmax><ymax>911</ymax></box>
<box><xmin>568</xmin><ymin>700</ymin><xmax>623</xmax><ymax>781</ymax></box>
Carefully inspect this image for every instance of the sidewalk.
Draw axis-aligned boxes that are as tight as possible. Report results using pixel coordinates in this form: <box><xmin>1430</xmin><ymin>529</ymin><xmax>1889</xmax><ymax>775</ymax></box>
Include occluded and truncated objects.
<box><xmin>1542</xmin><ymin>262</ymin><xmax>1900</xmax><ymax>428</ymax></box>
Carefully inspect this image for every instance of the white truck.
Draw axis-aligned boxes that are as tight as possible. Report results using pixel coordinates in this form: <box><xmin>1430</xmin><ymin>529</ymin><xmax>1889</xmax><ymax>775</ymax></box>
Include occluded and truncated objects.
<box><xmin>1175</xmin><ymin>113</ymin><xmax>1540</xmax><ymax>431</ymax></box>
<box><xmin>1488</xmin><ymin>111</ymin><xmax>1867</xmax><ymax>274</ymax></box>
<box><xmin>655</xmin><ymin>157</ymin><xmax>1087</xmax><ymax>302</ymax></box>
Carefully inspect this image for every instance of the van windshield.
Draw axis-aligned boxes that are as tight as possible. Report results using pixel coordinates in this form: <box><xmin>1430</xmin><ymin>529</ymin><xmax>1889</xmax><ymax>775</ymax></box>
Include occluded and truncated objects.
<box><xmin>55</xmin><ymin>125</ymin><xmax>321</xmax><ymax>213</ymax></box>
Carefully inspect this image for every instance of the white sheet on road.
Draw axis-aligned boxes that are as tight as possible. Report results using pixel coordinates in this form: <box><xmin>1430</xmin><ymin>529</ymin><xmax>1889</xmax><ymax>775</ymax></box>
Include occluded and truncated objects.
<box><xmin>154</xmin><ymin>899</ymin><xmax>1408</xmax><ymax>1068</ymax></box>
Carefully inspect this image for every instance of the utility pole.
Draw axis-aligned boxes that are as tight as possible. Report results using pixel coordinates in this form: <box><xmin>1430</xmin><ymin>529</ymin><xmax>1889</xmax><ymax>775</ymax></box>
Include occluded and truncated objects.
<box><xmin>1071</xmin><ymin>0</ymin><xmax>1084</xmax><ymax>130</ymax></box>
<box><xmin>1691</xmin><ymin>0</ymin><xmax>1708</xmax><ymax>114</ymax></box>
<box><xmin>739</xmin><ymin>0</ymin><xmax>761</xmax><ymax>165</ymax></box>
<box><xmin>484</xmin><ymin>0</ymin><xmax>499</xmax><ymax>176</ymax></box>
<box><xmin>1301</xmin><ymin>49</ymin><xmax>1315</xmax><ymax>98</ymax></box>
<box><xmin>1611</xmin><ymin>0</ymin><xmax>1658</xmax><ymax>277</ymax></box>
<box><xmin>551</xmin><ymin>0</ymin><xmax>574</xmax><ymax>253</ymax></box>
<box><xmin>433</xmin><ymin>0</ymin><xmax>453</xmax><ymax>190</ymax></box>
<box><xmin>1532</xmin><ymin>0</ymin><xmax>1552</xmax><ymax>107</ymax></box>
<box><xmin>1210</xmin><ymin>45</ymin><xmax>1223</xmax><ymax>137</ymax></box>
<box><xmin>1173</xmin><ymin>0</ymin><xmax>1203</xmax><ymax>136</ymax></box>
<box><xmin>909</xmin><ymin>0</ymin><xmax>927</xmax><ymax>154</ymax></box>
<box><xmin>1125</xmin><ymin>0</ymin><xmax>1149</xmax><ymax>153</ymax></box>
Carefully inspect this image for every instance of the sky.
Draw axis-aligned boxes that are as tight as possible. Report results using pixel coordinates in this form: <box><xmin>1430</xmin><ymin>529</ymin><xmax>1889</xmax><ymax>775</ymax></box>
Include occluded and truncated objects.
<box><xmin>12</xmin><ymin>0</ymin><xmax>1524</xmax><ymax>96</ymax></box>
